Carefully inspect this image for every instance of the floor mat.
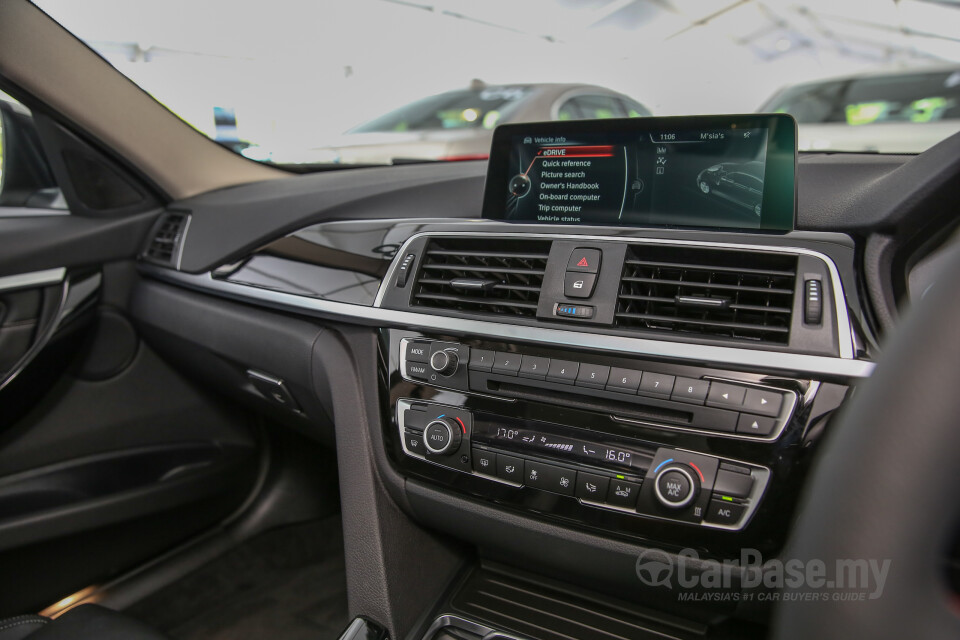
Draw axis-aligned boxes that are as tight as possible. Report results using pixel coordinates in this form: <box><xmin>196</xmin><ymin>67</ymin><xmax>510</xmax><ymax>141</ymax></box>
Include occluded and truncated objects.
<box><xmin>128</xmin><ymin>517</ymin><xmax>348</xmax><ymax>640</ymax></box>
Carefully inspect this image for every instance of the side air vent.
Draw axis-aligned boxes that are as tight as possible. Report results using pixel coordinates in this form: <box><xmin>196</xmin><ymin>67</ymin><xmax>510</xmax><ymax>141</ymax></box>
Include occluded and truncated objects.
<box><xmin>411</xmin><ymin>238</ymin><xmax>552</xmax><ymax>318</ymax></box>
<box><xmin>616</xmin><ymin>245</ymin><xmax>797</xmax><ymax>344</ymax></box>
<box><xmin>143</xmin><ymin>212</ymin><xmax>190</xmax><ymax>267</ymax></box>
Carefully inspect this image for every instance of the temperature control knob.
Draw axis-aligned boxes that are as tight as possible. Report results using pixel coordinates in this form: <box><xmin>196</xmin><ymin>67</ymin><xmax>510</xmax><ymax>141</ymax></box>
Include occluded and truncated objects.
<box><xmin>423</xmin><ymin>417</ymin><xmax>462</xmax><ymax>455</ymax></box>
<box><xmin>654</xmin><ymin>464</ymin><xmax>699</xmax><ymax>509</ymax></box>
<box><xmin>430</xmin><ymin>349</ymin><xmax>459</xmax><ymax>377</ymax></box>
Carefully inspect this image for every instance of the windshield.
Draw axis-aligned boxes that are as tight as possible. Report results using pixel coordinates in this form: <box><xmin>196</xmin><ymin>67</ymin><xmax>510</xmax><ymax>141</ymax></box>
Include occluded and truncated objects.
<box><xmin>34</xmin><ymin>0</ymin><xmax>960</xmax><ymax>165</ymax></box>
<box><xmin>350</xmin><ymin>86</ymin><xmax>529</xmax><ymax>133</ymax></box>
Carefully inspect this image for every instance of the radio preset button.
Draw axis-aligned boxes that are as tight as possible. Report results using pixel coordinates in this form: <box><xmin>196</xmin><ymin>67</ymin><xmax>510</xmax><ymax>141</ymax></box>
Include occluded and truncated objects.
<box><xmin>469</xmin><ymin>349</ymin><xmax>496</xmax><ymax>372</ymax></box>
<box><xmin>496</xmin><ymin>454</ymin><xmax>524</xmax><ymax>482</ymax></box>
<box><xmin>638</xmin><ymin>372</ymin><xmax>675</xmax><ymax>399</ymax></box>
<box><xmin>706</xmin><ymin>382</ymin><xmax>747</xmax><ymax>409</ymax></box>
<box><xmin>743</xmin><ymin>388</ymin><xmax>783</xmax><ymax>417</ymax></box>
<box><xmin>575</xmin><ymin>472</ymin><xmax>611</xmax><ymax>501</ymax></box>
<box><xmin>671</xmin><ymin>377</ymin><xmax>710</xmax><ymax>404</ymax></box>
<box><xmin>606</xmin><ymin>479</ymin><xmax>641</xmax><ymax>508</ymax></box>
<box><xmin>546</xmin><ymin>360</ymin><xmax>580</xmax><ymax>384</ymax></box>
<box><xmin>575</xmin><ymin>363</ymin><xmax>610</xmax><ymax>389</ymax></box>
<box><xmin>519</xmin><ymin>355</ymin><xmax>551</xmax><ymax>380</ymax></box>
<box><xmin>606</xmin><ymin>368</ymin><xmax>643</xmax><ymax>393</ymax></box>
<box><xmin>492</xmin><ymin>352</ymin><xmax>522</xmax><ymax>376</ymax></box>
<box><xmin>404</xmin><ymin>341</ymin><xmax>430</xmax><ymax>363</ymax></box>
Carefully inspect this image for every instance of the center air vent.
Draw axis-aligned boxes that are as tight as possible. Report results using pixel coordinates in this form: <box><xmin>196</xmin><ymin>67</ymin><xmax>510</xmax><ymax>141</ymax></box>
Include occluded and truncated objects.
<box><xmin>616</xmin><ymin>245</ymin><xmax>797</xmax><ymax>344</ymax></box>
<box><xmin>411</xmin><ymin>238</ymin><xmax>552</xmax><ymax>318</ymax></box>
<box><xmin>144</xmin><ymin>212</ymin><xmax>189</xmax><ymax>267</ymax></box>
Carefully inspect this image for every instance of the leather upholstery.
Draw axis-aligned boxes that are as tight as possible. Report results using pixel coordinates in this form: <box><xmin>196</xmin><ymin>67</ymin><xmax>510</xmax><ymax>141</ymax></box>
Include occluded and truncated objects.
<box><xmin>0</xmin><ymin>615</ymin><xmax>48</xmax><ymax>640</ymax></box>
<box><xmin>0</xmin><ymin>605</ymin><xmax>167</xmax><ymax>640</ymax></box>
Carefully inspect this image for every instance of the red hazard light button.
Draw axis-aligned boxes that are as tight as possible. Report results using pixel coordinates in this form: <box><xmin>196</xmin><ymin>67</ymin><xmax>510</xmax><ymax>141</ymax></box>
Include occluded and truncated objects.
<box><xmin>566</xmin><ymin>248</ymin><xmax>601</xmax><ymax>274</ymax></box>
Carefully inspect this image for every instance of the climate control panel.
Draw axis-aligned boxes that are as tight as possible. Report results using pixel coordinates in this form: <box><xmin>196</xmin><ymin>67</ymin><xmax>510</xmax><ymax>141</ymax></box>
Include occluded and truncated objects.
<box><xmin>397</xmin><ymin>397</ymin><xmax>770</xmax><ymax>530</ymax></box>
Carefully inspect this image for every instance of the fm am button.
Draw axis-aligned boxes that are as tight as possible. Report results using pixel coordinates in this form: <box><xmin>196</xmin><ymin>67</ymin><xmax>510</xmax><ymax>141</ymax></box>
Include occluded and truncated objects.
<box><xmin>566</xmin><ymin>248</ymin><xmax>601</xmax><ymax>274</ymax></box>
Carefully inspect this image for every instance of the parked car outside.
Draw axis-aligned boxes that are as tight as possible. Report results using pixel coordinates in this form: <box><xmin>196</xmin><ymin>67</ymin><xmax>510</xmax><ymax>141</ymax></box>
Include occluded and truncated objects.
<box><xmin>255</xmin><ymin>81</ymin><xmax>652</xmax><ymax>165</ymax></box>
<box><xmin>759</xmin><ymin>66</ymin><xmax>960</xmax><ymax>153</ymax></box>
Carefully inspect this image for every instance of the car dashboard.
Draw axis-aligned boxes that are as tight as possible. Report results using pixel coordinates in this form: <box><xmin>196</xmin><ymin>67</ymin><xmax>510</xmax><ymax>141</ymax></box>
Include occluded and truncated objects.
<box><xmin>127</xmin><ymin>137</ymin><xmax>959</xmax><ymax>637</ymax></box>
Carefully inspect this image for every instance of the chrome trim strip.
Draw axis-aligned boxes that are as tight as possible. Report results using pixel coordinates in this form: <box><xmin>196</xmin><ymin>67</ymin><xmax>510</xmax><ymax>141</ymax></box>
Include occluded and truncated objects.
<box><xmin>374</xmin><ymin>230</ymin><xmax>856</xmax><ymax>360</ymax></box>
<box><xmin>419</xmin><ymin>615</ymin><xmax>531</xmax><ymax>640</ymax></box>
<box><xmin>174</xmin><ymin>214</ymin><xmax>192</xmax><ymax>271</ymax></box>
<box><xmin>143</xmin><ymin>265</ymin><xmax>874</xmax><ymax>378</ymax></box>
<box><xmin>0</xmin><ymin>267</ymin><xmax>66</xmax><ymax>292</ymax></box>
<box><xmin>0</xmin><ymin>208</ymin><xmax>70</xmax><ymax>218</ymax></box>
<box><xmin>0</xmin><ymin>272</ymin><xmax>100</xmax><ymax>392</ymax></box>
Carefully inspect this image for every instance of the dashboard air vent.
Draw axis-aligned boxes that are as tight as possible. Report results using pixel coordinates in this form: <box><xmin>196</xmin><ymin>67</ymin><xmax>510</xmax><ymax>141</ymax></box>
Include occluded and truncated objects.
<box><xmin>412</xmin><ymin>238</ymin><xmax>552</xmax><ymax>318</ymax></box>
<box><xmin>144</xmin><ymin>212</ymin><xmax>189</xmax><ymax>267</ymax></box>
<box><xmin>616</xmin><ymin>245</ymin><xmax>797</xmax><ymax>344</ymax></box>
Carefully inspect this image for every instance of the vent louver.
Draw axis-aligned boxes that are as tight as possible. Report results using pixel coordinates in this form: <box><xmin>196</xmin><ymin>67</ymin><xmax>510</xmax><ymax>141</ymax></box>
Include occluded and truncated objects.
<box><xmin>412</xmin><ymin>238</ymin><xmax>551</xmax><ymax>318</ymax></box>
<box><xmin>616</xmin><ymin>245</ymin><xmax>797</xmax><ymax>344</ymax></box>
<box><xmin>144</xmin><ymin>213</ymin><xmax>189</xmax><ymax>266</ymax></box>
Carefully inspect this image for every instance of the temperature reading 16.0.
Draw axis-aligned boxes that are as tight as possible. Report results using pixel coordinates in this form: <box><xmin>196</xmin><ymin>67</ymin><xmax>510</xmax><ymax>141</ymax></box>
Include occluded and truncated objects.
<box><xmin>605</xmin><ymin>449</ymin><xmax>632</xmax><ymax>463</ymax></box>
<box><xmin>497</xmin><ymin>427</ymin><xmax>519</xmax><ymax>440</ymax></box>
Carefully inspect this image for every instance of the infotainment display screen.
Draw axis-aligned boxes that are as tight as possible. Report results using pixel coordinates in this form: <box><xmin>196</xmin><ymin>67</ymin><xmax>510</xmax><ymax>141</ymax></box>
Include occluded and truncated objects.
<box><xmin>482</xmin><ymin>114</ymin><xmax>797</xmax><ymax>231</ymax></box>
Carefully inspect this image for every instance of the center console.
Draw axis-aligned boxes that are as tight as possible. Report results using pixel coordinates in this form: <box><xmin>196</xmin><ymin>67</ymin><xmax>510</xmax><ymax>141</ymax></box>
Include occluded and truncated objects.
<box><xmin>379</xmin><ymin>227</ymin><xmax>857</xmax><ymax>558</ymax></box>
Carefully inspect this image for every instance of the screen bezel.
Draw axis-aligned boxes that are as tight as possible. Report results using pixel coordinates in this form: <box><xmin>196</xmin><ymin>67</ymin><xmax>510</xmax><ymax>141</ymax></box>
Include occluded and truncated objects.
<box><xmin>481</xmin><ymin>113</ymin><xmax>798</xmax><ymax>232</ymax></box>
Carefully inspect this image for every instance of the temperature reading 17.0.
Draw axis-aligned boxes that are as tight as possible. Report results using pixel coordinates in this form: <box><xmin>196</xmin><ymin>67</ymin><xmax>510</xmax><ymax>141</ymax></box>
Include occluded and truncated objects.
<box><xmin>605</xmin><ymin>449</ymin><xmax>632</xmax><ymax>463</ymax></box>
<box><xmin>496</xmin><ymin>427</ymin><xmax>519</xmax><ymax>440</ymax></box>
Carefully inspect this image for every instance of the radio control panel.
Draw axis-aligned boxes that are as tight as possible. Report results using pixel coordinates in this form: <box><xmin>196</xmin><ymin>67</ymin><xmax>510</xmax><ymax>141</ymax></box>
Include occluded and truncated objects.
<box><xmin>400</xmin><ymin>337</ymin><xmax>798</xmax><ymax>441</ymax></box>
<box><xmin>397</xmin><ymin>397</ymin><xmax>770</xmax><ymax>531</ymax></box>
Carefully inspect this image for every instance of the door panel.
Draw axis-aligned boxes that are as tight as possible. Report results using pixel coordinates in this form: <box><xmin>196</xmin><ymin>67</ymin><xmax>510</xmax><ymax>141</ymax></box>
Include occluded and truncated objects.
<box><xmin>0</xmin><ymin>96</ymin><xmax>263</xmax><ymax>616</ymax></box>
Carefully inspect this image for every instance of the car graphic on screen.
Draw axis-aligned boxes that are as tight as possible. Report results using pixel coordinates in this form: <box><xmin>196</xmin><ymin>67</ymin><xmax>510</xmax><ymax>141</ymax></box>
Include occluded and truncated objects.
<box><xmin>696</xmin><ymin>161</ymin><xmax>764</xmax><ymax>216</ymax></box>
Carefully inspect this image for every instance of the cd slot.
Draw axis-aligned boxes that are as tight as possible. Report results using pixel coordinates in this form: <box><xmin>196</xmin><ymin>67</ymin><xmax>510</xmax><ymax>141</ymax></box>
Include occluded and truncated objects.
<box><xmin>489</xmin><ymin>380</ymin><xmax>693</xmax><ymax>426</ymax></box>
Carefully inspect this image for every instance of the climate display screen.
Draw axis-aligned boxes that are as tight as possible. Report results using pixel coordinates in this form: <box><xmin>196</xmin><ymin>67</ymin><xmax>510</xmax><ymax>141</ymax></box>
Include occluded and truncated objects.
<box><xmin>482</xmin><ymin>114</ymin><xmax>796</xmax><ymax>231</ymax></box>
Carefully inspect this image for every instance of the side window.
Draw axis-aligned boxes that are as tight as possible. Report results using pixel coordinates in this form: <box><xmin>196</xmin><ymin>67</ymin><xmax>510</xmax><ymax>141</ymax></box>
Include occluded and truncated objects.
<box><xmin>0</xmin><ymin>92</ymin><xmax>66</xmax><ymax>211</ymax></box>
<box><xmin>620</xmin><ymin>98</ymin><xmax>652</xmax><ymax>118</ymax></box>
<box><xmin>557</xmin><ymin>99</ymin><xmax>580</xmax><ymax>121</ymax></box>
<box><xmin>569</xmin><ymin>95</ymin><xmax>627</xmax><ymax>120</ymax></box>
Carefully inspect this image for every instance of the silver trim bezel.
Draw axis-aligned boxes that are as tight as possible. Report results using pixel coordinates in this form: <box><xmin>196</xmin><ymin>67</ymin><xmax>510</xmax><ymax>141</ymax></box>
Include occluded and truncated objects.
<box><xmin>419</xmin><ymin>614</ymin><xmax>531</xmax><ymax>640</ymax></box>
<box><xmin>142</xmin><ymin>263</ymin><xmax>874</xmax><ymax>379</ymax></box>
<box><xmin>0</xmin><ymin>267</ymin><xmax>66</xmax><ymax>292</ymax></box>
